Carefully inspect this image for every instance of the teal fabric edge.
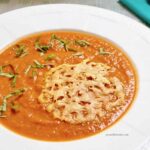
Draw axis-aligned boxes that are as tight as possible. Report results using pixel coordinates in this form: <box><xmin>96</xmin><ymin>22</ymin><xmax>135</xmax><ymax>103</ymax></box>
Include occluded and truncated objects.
<box><xmin>119</xmin><ymin>0</ymin><xmax>150</xmax><ymax>25</ymax></box>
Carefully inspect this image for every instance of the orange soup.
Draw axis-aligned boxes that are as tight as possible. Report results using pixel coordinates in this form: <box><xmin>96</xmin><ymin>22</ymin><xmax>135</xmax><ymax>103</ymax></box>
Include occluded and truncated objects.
<box><xmin>0</xmin><ymin>31</ymin><xmax>137</xmax><ymax>141</ymax></box>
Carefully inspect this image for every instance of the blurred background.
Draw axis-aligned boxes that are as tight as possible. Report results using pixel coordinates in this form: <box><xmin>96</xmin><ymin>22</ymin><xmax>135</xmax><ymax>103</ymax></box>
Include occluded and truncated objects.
<box><xmin>0</xmin><ymin>0</ymin><xmax>139</xmax><ymax>21</ymax></box>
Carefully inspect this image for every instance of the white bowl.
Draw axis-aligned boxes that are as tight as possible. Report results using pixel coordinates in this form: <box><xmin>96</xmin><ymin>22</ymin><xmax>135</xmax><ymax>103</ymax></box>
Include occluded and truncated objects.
<box><xmin>0</xmin><ymin>4</ymin><xmax>150</xmax><ymax>150</ymax></box>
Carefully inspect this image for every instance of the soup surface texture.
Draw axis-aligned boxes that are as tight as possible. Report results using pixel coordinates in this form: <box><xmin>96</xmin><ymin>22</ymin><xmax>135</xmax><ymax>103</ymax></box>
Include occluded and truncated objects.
<box><xmin>0</xmin><ymin>31</ymin><xmax>137</xmax><ymax>141</ymax></box>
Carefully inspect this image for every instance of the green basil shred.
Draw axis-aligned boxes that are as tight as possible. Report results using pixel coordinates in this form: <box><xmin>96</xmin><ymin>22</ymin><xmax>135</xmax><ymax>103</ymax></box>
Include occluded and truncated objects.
<box><xmin>24</xmin><ymin>60</ymin><xmax>45</xmax><ymax>76</ymax></box>
<box><xmin>99</xmin><ymin>48</ymin><xmax>112</xmax><ymax>55</ymax></box>
<box><xmin>0</xmin><ymin>66</ymin><xmax>18</xmax><ymax>87</ymax></box>
<box><xmin>35</xmin><ymin>39</ymin><xmax>51</xmax><ymax>53</ymax></box>
<box><xmin>0</xmin><ymin>88</ymin><xmax>26</xmax><ymax>117</ymax></box>
<box><xmin>45</xmin><ymin>54</ymin><xmax>56</xmax><ymax>61</ymax></box>
<box><xmin>15</xmin><ymin>45</ymin><xmax>28</xmax><ymax>58</ymax></box>
<box><xmin>50</xmin><ymin>34</ymin><xmax>69</xmax><ymax>51</ymax></box>
<box><xmin>75</xmin><ymin>40</ymin><xmax>90</xmax><ymax>47</ymax></box>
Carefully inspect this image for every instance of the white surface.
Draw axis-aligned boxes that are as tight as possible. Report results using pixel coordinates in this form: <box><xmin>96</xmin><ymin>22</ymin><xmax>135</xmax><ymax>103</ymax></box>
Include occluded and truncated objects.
<box><xmin>0</xmin><ymin>4</ymin><xmax>150</xmax><ymax>150</ymax></box>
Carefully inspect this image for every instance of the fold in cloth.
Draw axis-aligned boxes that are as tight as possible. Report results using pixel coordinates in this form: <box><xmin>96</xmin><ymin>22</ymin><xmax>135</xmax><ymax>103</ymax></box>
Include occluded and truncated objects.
<box><xmin>119</xmin><ymin>0</ymin><xmax>150</xmax><ymax>25</ymax></box>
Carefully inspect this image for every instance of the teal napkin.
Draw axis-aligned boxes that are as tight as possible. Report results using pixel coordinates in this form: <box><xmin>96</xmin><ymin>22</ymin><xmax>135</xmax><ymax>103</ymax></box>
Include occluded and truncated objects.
<box><xmin>119</xmin><ymin>0</ymin><xmax>150</xmax><ymax>25</ymax></box>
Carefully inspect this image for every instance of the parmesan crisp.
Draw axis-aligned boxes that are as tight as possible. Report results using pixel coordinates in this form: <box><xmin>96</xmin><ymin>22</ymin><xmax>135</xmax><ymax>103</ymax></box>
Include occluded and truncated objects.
<box><xmin>39</xmin><ymin>61</ymin><xmax>125</xmax><ymax>124</ymax></box>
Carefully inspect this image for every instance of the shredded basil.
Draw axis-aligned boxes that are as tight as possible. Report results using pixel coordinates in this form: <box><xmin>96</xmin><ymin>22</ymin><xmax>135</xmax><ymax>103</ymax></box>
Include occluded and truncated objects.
<box><xmin>75</xmin><ymin>40</ymin><xmax>90</xmax><ymax>47</ymax></box>
<box><xmin>0</xmin><ymin>72</ymin><xmax>15</xmax><ymax>78</ymax></box>
<box><xmin>45</xmin><ymin>54</ymin><xmax>56</xmax><ymax>61</ymax></box>
<box><xmin>0</xmin><ymin>66</ymin><xmax>3</xmax><ymax>72</ymax></box>
<box><xmin>24</xmin><ymin>60</ymin><xmax>45</xmax><ymax>76</ymax></box>
<box><xmin>4</xmin><ymin>88</ymin><xmax>26</xmax><ymax>99</ymax></box>
<box><xmin>24</xmin><ymin>65</ymin><xmax>32</xmax><ymax>75</ymax></box>
<box><xmin>0</xmin><ymin>88</ymin><xmax>26</xmax><ymax>117</ymax></box>
<box><xmin>0</xmin><ymin>67</ymin><xmax>18</xmax><ymax>87</ymax></box>
<box><xmin>35</xmin><ymin>39</ymin><xmax>51</xmax><ymax>53</ymax></box>
<box><xmin>68</xmin><ymin>48</ymin><xmax>78</xmax><ymax>52</ymax></box>
<box><xmin>51</xmin><ymin>34</ymin><xmax>57</xmax><ymax>40</ymax></box>
<box><xmin>0</xmin><ymin>99</ymin><xmax>7</xmax><ymax>112</ymax></box>
<box><xmin>99</xmin><ymin>48</ymin><xmax>112</xmax><ymax>55</ymax></box>
<box><xmin>15</xmin><ymin>45</ymin><xmax>28</xmax><ymax>58</ymax></box>
<box><xmin>10</xmin><ymin>102</ymin><xmax>21</xmax><ymax>112</ymax></box>
<box><xmin>11</xmin><ymin>75</ymin><xmax>18</xmax><ymax>87</ymax></box>
<box><xmin>31</xmin><ymin>70</ymin><xmax>37</xmax><ymax>78</ymax></box>
<box><xmin>32</xmin><ymin>60</ymin><xmax>44</xmax><ymax>69</ymax></box>
<box><xmin>50</xmin><ymin>34</ymin><xmax>69</xmax><ymax>51</ymax></box>
<box><xmin>73</xmin><ymin>52</ymin><xmax>83</xmax><ymax>57</ymax></box>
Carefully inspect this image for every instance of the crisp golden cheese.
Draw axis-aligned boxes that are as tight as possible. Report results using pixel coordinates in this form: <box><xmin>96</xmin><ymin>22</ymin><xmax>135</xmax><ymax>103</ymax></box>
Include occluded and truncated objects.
<box><xmin>38</xmin><ymin>61</ymin><xmax>125</xmax><ymax>124</ymax></box>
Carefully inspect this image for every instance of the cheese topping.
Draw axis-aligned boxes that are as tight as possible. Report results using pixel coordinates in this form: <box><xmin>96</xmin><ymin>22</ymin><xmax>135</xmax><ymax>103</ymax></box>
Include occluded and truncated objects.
<box><xmin>39</xmin><ymin>61</ymin><xmax>125</xmax><ymax>124</ymax></box>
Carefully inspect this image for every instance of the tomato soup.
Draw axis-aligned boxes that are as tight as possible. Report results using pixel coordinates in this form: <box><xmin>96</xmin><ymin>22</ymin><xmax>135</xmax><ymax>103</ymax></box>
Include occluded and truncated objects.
<box><xmin>0</xmin><ymin>31</ymin><xmax>137</xmax><ymax>141</ymax></box>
